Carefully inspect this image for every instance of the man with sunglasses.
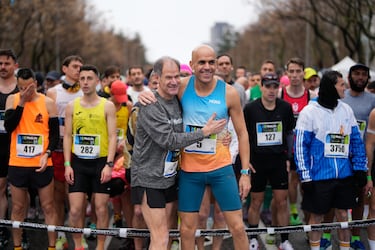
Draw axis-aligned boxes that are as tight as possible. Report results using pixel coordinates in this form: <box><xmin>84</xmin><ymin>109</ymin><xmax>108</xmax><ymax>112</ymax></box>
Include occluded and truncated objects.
<box><xmin>244</xmin><ymin>72</ymin><xmax>295</xmax><ymax>250</ymax></box>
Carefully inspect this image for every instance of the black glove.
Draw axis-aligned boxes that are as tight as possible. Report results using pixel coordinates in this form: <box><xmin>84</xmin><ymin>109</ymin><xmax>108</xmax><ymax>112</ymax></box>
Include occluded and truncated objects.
<box><xmin>353</xmin><ymin>171</ymin><xmax>367</xmax><ymax>188</ymax></box>
<box><xmin>301</xmin><ymin>181</ymin><xmax>314</xmax><ymax>194</ymax></box>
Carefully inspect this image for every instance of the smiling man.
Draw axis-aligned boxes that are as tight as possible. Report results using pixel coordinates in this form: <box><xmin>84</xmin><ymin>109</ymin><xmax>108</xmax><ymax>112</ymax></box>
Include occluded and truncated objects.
<box><xmin>130</xmin><ymin>56</ymin><xmax>226</xmax><ymax>250</ymax></box>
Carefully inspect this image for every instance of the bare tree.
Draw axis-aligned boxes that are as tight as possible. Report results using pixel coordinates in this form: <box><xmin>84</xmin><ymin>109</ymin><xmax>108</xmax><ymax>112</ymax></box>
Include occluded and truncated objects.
<box><xmin>0</xmin><ymin>0</ymin><xmax>147</xmax><ymax>73</ymax></box>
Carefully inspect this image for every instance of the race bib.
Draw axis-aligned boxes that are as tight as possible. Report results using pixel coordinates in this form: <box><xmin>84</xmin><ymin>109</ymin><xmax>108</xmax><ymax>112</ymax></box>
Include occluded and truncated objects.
<box><xmin>184</xmin><ymin>125</ymin><xmax>216</xmax><ymax>154</ymax></box>
<box><xmin>116</xmin><ymin>128</ymin><xmax>125</xmax><ymax>141</ymax></box>
<box><xmin>16</xmin><ymin>134</ymin><xmax>43</xmax><ymax>158</ymax></box>
<box><xmin>357</xmin><ymin>120</ymin><xmax>366</xmax><ymax>140</ymax></box>
<box><xmin>73</xmin><ymin>134</ymin><xmax>100</xmax><ymax>159</ymax></box>
<box><xmin>324</xmin><ymin>133</ymin><xmax>349</xmax><ymax>158</ymax></box>
<box><xmin>164</xmin><ymin>150</ymin><xmax>180</xmax><ymax>178</ymax></box>
<box><xmin>0</xmin><ymin>110</ymin><xmax>6</xmax><ymax>134</ymax></box>
<box><xmin>256</xmin><ymin>121</ymin><xmax>283</xmax><ymax>146</ymax></box>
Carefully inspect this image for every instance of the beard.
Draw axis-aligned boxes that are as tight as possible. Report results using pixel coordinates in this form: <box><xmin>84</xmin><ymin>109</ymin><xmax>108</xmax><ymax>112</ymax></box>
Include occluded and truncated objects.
<box><xmin>349</xmin><ymin>77</ymin><xmax>367</xmax><ymax>92</ymax></box>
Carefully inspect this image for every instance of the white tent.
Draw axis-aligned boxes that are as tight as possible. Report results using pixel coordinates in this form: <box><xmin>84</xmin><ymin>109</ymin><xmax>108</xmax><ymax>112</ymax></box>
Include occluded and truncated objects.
<box><xmin>330</xmin><ymin>56</ymin><xmax>375</xmax><ymax>81</ymax></box>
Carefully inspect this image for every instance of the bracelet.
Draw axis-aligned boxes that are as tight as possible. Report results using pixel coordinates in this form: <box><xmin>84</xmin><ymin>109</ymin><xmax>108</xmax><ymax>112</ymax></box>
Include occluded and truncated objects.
<box><xmin>45</xmin><ymin>149</ymin><xmax>52</xmax><ymax>157</ymax></box>
<box><xmin>64</xmin><ymin>161</ymin><xmax>71</xmax><ymax>167</ymax></box>
<box><xmin>368</xmin><ymin>175</ymin><xmax>372</xmax><ymax>181</ymax></box>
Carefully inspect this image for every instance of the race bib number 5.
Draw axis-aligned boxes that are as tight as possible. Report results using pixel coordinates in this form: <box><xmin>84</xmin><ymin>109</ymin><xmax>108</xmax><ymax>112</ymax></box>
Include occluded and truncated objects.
<box><xmin>16</xmin><ymin>134</ymin><xmax>44</xmax><ymax>158</ymax></box>
<box><xmin>184</xmin><ymin>125</ymin><xmax>217</xmax><ymax>154</ymax></box>
<box><xmin>73</xmin><ymin>134</ymin><xmax>100</xmax><ymax>159</ymax></box>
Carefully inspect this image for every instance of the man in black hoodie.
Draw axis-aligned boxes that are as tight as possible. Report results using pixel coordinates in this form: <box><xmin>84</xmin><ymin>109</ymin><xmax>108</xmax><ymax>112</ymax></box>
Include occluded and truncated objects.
<box><xmin>294</xmin><ymin>70</ymin><xmax>367</xmax><ymax>249</ymax></box>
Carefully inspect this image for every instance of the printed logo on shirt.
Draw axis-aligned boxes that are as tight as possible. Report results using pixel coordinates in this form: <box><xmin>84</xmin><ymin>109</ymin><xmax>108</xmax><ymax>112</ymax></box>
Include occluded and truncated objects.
<box><xmin>208</xmin><ymin>99</ymin><xmax>221</xmax><ymax>105</ymax></box>
<box><xmin>35</xmin><ymin>113</ymin><xmax>43</xmax><ymax>123</ymax></box>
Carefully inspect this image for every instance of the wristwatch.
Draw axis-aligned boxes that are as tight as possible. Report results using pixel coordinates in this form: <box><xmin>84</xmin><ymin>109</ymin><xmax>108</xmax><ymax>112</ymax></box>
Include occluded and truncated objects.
<box><xmin>106</xmin><ymin>161</ymin><xmax>114</xmax><ymax>168</ymax></box>
<box><xmin>240</xmin><ymin>169</ymin><xmax>250</xmax><ymax>176</ymax></box>
<box><xmin>45</xmin><ymin>149</ymin><xmax>52</xmax><ymax>158</ymax></box>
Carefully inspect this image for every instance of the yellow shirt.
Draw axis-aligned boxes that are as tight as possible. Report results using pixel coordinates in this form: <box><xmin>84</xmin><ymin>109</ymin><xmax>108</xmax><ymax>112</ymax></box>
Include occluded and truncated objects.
<box><xmin>116</xmin><ymin>105</ymin><xmax>129</xmax><ymax>142</ymax></box>
<box><xmin>72</xmin><ymin>97</ymin><xmax>108</xmax><ymax>158</ymax></box>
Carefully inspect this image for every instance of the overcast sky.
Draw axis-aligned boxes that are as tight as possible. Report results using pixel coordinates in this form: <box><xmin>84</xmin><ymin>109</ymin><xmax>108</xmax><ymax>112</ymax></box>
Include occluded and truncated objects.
<box><xmin>90</xmin><ymin>0</ymin><xmax>257</xmax><ymax>64</ymax></box>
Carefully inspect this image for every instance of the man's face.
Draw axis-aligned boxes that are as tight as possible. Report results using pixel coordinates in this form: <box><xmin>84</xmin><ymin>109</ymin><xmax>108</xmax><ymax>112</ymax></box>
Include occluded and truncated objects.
<box><xmin>261</xmin><ymin>83</ymin><xmax>279</xmax><ymax>103</ymax></box>
<box><xmin>0</xmin><ymin>55</ymin><xmax>18</xmax><ymax>80</ymax></box>
<box><xmin>148</xmin><ymin>74</ymin><xmax>159</xmax><ymax>90</ymax></box>
<box><xmin>18</xmin><ymin>77</ymin><xmax>36</xmax><ymax>94</ymax></box>
<box><xmin>335</xmin><ymin>77</ymin><xmax>346</xmax><ymax>99</ymax></box>
<box><xmin>250</xmin><ymin>74</ymin><xmax>261</xmax><ymax>87</ymax></box>
<box><xmin>158</xmin><ymin>61</ymin><xmax>180</xmax><ymax>99</ymax></box>
<box><xmin>129</xmin><ymin>68</ymin><xmax>144</xmax><ymax>87</ymax></box>
<box><xmin>106</xmin><ymin>72</ymin><xmax>121</xmax><ymax>85</ymax></box>
<box><xmin>217</xmin><ymin>56</ymin><xmax>233</xmax><ymax>78</ymax></box>
<box><xmin>350</xmin><ymin>68</ymin><xmax>369</xmax><ymax>91</ymax></box>
<box><xmin>62</xmin><ymin>60</ymin><xmax>83</xmax><ymax>83</ymax></box>
<box><xmin>236</xmin><ymin>68</ymin><xmax>246</xmax><ymax>79</ymax></box>
<box><xmin>305</xmin><ymin>76</ymin><xmax>320</xmax><ymax>90</ymax></box>
<box><xmin>287</xmin><ymin>63</ymin><xmax>304</xmax><ymax>87</ymax></box>
<box><xmin>260</xmin><ymin>63</ymin><xmax>275</xmax><ymax>77</ymax></box>
<box><xmin>79</xmin><ymin>70</ymin><xmax>99</xmax><ymax>94</ymax></box>
<box><xmin>190</xmin><ymin>46</ymin><xmax>216</xmax><ymax>84</ymax></box>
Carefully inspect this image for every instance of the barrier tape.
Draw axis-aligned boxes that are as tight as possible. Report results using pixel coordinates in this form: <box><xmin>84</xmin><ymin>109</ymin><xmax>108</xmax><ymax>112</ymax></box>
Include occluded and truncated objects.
<box><xmin>1</xmin><ymin>219</ymin><xmax>375</xmax><ymax>238</ymax></box>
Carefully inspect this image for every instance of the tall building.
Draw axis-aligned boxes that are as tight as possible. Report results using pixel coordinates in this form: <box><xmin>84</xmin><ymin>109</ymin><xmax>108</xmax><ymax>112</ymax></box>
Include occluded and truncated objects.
<box><xmin>210</xmin><ymin>22</ymin><xmax>235</xmax><ymax>52</ymax></box>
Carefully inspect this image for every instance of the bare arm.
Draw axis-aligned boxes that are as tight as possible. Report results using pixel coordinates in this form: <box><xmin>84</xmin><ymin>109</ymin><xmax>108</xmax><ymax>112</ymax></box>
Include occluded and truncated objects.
<box><xmin>101</xmin><ymin>100</ymin><xmax>117</xmax><ymax>183</ymax></box>
<box><xmin>37</xmin><ymin>96</ymin><xmax>59</xmax><ymax>172</ymax></box>
<box><xmin>46</xmin><ymin>88</ymin><xmax>57</xmax><ymax>102</ymax></box>
<box><xmin>226</xmin><ymin>84</ymin><xmax>251</xmax><ymax>200</ymax></box>
<box><xmin>63</xmin><ymin>102</ymin><xmax>74</xmax><ymax>185</ymax></box>
<box><xmin>365</xmin><ymin>108</ymin><xmax>375</xmax><ymax>194</ymax></box>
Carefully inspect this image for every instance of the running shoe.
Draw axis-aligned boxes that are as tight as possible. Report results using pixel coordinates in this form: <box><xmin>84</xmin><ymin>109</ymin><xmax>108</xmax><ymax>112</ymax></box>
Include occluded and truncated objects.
<box><xmin>266</xmin><ymin>233</ymin><xmax>276</xmax><ymax>244</ymax></box>
<box><xmin>37</xmin><ymin>207</ymin><xmax>45</xmax><ymax>220</ymax></box>
<box><xmin>55</xmin><ymin>236</ymin><xmax>68</xmax><ymax>250</ymax></box>
<box><xmin>289</xmin><ymin>214</ymin><xmax>303</xmax><ymax>226</ymax></box>
<box><xmin>320</xmin><ymin>238</ymin><xmax>332</xmax><ymax>250</ymax></box>
<box><xmin>119</xmin><ymin>238</ymin><xmax>135</xmax><ymax>250</ymax></box>
<box><xmin>171</xmin><ymin>240</ymin><xmax>179</xmax><ymax>250</ymax></box>
<box><xmin>82</xmin><ymin>237</ymin><xmax>88</xmax><ymax>249</ymax></box>
<box><xmin>21</xmin><ymin>231</ymin><xmax>30</xmax><ymax>250</ymax></box>
<box><xmin>249</xmin><ymin>238</ymin><xmax>259</xmax><ymax>250</ymax></box>
<box><xmin>86</xmin><ymin>223</ymin><xmax>96</xmax><ymax>240</ymax></box>
<box><xmin>279</xmin><ymin>240</ymin><xmax>294</xmax><ymax>250</ymax></box>
<box><xmin>26</xmin><ymin>207</ymin><xmax>36</xmax><ymax>220</ymax></box>
<box><xmin>350</xmin><ymin>239</ymin><xmax>366</xmax><ymax>250</ymax></box>
<box><xmin>113</xmin><ymin>214</ymin><xmax>123</xmax><ymax>228</ymax></box>
<box><xmin>0</xmin><ymin>228</ymin><xmax>9</xmax><ymax>248</ymax></box>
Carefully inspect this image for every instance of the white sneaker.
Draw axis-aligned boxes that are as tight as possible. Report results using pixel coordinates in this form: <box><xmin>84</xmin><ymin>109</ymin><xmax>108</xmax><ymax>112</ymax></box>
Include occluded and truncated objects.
<box><xmin>82</xmin><ymin>237</ymin><xmax>88</xmax><ymax>249</ymax></box>
<box><xmin>249</xmin><ymin>238</ymin><xmax>259</xmax><ymax>250</ymax></box>
<box><xmin>171</xmin><ymin>240</ymin><xmax>179</xmax><ymax>250</ymax></box>
<box><xmin>279</xmin><ymin>240</ymin><xmax>294</xmax><ymax>250</ymax></box>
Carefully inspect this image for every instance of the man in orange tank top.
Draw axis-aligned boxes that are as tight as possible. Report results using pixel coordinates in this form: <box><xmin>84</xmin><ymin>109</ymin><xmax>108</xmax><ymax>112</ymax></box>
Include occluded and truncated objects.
<box><xmin>4</xmin><ymin>68</ymin><xmax>59</xmax><ymax>250</ymax></box>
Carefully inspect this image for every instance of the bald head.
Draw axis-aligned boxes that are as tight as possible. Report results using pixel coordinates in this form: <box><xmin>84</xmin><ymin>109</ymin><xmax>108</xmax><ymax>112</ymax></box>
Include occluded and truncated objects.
<box><xmin>191</xmin><ymin>44</ymin><xmax>216</xmax><ymax>64</ymax></box>
<box><xmin>189</xmin><ymin>44</ymin><xmax>217</xmax><ymax>84</ymax></box>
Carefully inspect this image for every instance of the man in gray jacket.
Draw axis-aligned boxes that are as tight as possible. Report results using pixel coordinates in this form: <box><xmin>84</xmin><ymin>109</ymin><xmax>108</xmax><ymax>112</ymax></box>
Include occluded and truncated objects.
<box><xmin>130</xmin><ymin>56</ymin><xmax>226</xmax><ymax>250</ymax></box>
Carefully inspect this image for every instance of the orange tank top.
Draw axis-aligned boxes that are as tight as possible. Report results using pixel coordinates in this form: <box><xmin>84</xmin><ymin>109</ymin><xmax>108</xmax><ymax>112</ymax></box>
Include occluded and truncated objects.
<box><xmin>9</xmin><ymin>93</ymin><xmax>52</xmax><ymax>167</ymax></box>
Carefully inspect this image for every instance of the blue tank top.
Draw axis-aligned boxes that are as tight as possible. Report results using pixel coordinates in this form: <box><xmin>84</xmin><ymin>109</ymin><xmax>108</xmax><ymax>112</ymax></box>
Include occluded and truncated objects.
<box><xmin>181</xmin><ymin>76</ymin><xmax>228</xmax><ymax>126</ymax></box>
<box><xmin>180</xmin><ymin>76</ymin><xmax>231</xmax><ymax>172</ymax></box>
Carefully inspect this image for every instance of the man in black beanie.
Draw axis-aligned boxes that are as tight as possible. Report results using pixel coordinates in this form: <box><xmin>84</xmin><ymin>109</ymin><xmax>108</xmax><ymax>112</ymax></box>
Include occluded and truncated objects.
<box><xmin>294</xmin><ymin>70</ymin><xmax>367</xmax><ymax>249</ymax></box>
<box><xmin>343</xmin><ymin>63</ymin><xmax>375</xmax><ymax>249</ymax></box>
